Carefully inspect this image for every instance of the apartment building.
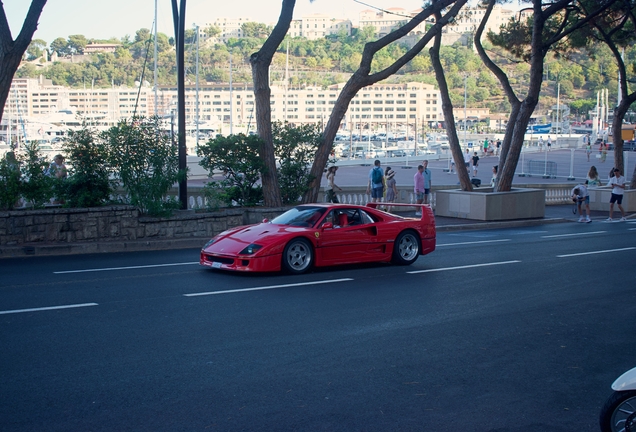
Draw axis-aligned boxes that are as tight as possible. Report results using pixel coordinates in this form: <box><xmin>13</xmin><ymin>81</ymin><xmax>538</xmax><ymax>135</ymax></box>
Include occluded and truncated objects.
<box><xmin>149</xmin><ymin>81</ymin><xmax>440</xmax><ymax>131</ymax></box>
<box><xmin>359</xmin><ymin>7</ymin><xmax>427</xmax><ymax>38</ymax></box>
<box><xmin>2</xmin><ymin>76</ymin><xmax>444</xmax><ymax>143</ymax></box>
<box><xmin>1</xmin><ymin>77</ymin><xmax>151</xmax><ymax>141</ymax></box>
<box><xmin>440</xmin><ymin>4</ymin><xmax>515</xmax><ymax>45</ymax></box>
<box><xmin>199</xmin><ymin>17</ymin><xmax>252</xmax><ymax>44</ymax></box>
<box><xmin>291</xmin><ymin>14</ymin><xmax>352</xmax><ymax>40</ymax></box>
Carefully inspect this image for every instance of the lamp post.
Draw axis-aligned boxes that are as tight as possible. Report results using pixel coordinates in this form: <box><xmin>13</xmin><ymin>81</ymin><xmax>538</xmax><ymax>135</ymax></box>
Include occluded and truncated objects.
<box><xmin>463</xmin><ymin>74</ymin><xmax>467</xmax><ymax>147</ymax></box>
<box><xmin>171</xmin><ymin>0</ymin><xmax>187</xmax><ymax>210</ymax></box>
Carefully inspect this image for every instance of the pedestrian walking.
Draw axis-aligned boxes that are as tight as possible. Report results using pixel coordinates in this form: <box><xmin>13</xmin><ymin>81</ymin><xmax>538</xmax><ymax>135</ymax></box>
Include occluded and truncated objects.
<box><xmin>325</xmin><ymin>166</ymin><xmax>342</xmax><ymax>203</ymax></box>
<box><xmin>601</xmin><ymin>143</ymin><xmax>608</xmax><ymax>162</ymax></box>
<box><xmin>483</xmin><ymin>138</ymin><xmax>489</xmax><ymax>155</ymax></box>
<box><xmin>367</xmin><ymin>159</ymin><xmax>384</xmax><ymax>203</ymax></box>
<box><xmin>571</xmin><ymin>183</ymin><xmax>591</xmax><ymax>223</ymax></box>
<box><xmin>495</xmin><ymin>139</ymin><xmax>501</xmax><ymax>155</ymax></box>
<box><xmin>606</xmin><ymin>168</ymin><xmax>627</xmax><ymax>221</ymax></box>
<box><xmin>547</xmin><ymin>136</ymin><xmax>552</xmax><ymax>151</ymax></box>
<box><xmin>471</xmin><ymin>152</ymin><xmax>480</xmax><ymax>177</ymax></box>
<box><xmin>464</xmin><ymin>148</ymin><xmax>471</xmax><ymax>174</ymax></box>
<box><xmin>586</xmin><ymin>143</ymin><xmax>592</xmax><ymax>162</ymax></box>
<box><xmin>538</xmin><ymin>136</ymin><xmax>544</xmax><ymax>150</ymax></box>
<box><xmin>384</xmin><ymin>168</ymin><xmax>397</xmax><ymax>212</ymax></box>
<box><xmin>414</xmin><ymin>164</ymin><xmax>425</xmax><ymax>216</ymax></box>
<box><xmin>586</xmin><ymin>166</ymin><xmax>602</xmax><ymax>186</ymax></box>
<box><xmin>422</xmin><ymin>159</ymin><xmax>432</xmax><ymax>204</ymax></box>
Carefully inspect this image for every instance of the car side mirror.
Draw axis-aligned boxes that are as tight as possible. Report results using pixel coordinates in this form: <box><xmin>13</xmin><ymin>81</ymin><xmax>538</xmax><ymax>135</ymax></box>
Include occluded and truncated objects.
<box><xmin>321</xmin><ymin>222</ymin><xmax>334</xmax><ymax>230</ymax></box>
<box><xmin>262</xmin><ymin>218</ymin><xmax>269</xmax><ymax>223</ymax></box>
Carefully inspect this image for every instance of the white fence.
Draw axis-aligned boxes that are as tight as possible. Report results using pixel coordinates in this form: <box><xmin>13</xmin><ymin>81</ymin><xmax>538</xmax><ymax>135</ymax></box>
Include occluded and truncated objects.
<box><xmin>156</xmin><ymin>183</ymin><xmax>575</xmax><ymax>211</ymax></box>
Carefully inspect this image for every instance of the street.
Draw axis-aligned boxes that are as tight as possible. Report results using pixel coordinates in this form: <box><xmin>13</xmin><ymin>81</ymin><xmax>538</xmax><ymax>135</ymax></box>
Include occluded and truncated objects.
<box><xmin>1</xmin><ymin>222</ymin><xmax>635</xmax><ymax>431</ymax></box>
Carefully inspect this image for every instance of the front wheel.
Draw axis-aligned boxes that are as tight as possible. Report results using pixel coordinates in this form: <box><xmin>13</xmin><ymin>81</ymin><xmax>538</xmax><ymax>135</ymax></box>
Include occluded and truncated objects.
<box><xmin>600</xmin><ymin>390</ymin><xmax>636</xmax><ymax>432</ymax></box>
<box><xmin>282</xmin><ymin>238</ymin><xmax>313</xmax><ymax>274</ymax></box>
<box><xmin>392</xmin><ymin>230</ymin><xmax>420</xmax><ymax>265</ymax></box>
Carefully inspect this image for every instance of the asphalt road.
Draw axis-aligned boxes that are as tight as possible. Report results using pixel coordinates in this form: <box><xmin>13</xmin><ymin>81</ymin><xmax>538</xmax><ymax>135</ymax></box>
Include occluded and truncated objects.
<box><xmin>1</xmin><ymin>222</ymin><xmax>635</xmax><ymax>431</ymax></box>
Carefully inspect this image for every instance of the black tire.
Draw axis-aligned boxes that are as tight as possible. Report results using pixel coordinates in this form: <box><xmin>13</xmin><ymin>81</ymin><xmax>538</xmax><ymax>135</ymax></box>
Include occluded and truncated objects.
<box><xmin>282</xmin><ymin>238</ymin><xmax>313</xmax><ymax>274</ymax></box>
<box><xmin>600</xmin><ymin>390</ymin><xmax>636</xmax><ymax>432</ymax></box>
<box><xmin>392</xmin><ymin>230</ymin><xmax>420</xmax><ymax>265</ymax></box>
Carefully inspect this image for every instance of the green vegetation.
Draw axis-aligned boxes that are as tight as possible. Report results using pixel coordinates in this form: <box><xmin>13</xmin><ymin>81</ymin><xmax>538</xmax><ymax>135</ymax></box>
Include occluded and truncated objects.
<box><xmin>16</xmin><ymin>25</ymin><xmax>624</xmax><ymax>115</ymax></box>
<box><xmin>0</xmin><ymin>118</ymin><xmax>186</xmax><ymax>215</ymax></box>
<box><xmin>105</xmin><ymin>116</ymin><xmax>186</xmax><ymax>216</ymax></box>
<box><xmin>60</xmin><ymin>127</ymin><xmax>112</xmax><ymax>208</ymax></box>
<box><xmin>197</xmin><ymin>122</ymin><xmax>327</xmax><ymax>208</ymax></box>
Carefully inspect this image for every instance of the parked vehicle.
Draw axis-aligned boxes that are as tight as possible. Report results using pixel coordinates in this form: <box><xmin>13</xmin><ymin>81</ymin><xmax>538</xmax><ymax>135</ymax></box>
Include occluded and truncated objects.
<box><xmin>200</xmin><ymin>203</ymin><xmax>436</xmax><ymax>274</ymax></box>
<box><xmin>599</xmin><ymin>366</ymin><xmax>636</xmax><ymax>432</ymax></box>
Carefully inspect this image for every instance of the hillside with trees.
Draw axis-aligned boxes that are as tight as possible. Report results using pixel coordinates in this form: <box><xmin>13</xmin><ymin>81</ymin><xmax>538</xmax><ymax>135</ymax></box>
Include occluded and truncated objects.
<box><xmin>15</xmin><ymin>23</ymin><xmax>625</xmax><ymax>120</ymax></box>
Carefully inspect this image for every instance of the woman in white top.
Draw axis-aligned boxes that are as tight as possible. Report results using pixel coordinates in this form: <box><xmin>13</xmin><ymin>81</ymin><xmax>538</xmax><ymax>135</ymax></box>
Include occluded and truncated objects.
<box><xmin>325</xmin><ymin>166</ymin><xmax>342</xmax><ymax>203</ymax></box>
<box><xmin>586</xmin><ymin>165</ymin><xmax>602</xmax><ymax>186</ymax></box>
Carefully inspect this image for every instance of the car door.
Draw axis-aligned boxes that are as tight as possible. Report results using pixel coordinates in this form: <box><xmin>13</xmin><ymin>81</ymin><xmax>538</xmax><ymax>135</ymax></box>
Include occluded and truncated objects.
<box><xmin>316</xmin><ymin>209</ymin><xmax>383</xmax><ymax>265</ymax></box>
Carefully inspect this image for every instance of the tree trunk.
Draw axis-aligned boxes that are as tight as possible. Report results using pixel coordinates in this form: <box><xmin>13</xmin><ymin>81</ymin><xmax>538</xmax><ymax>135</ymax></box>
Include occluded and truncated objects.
<box><xmin>249</xmin><ymin>0</ymin><xmax>296</xmax><ymax>207</ymax></box>
<box><xmin>429</xmin><ymin>20</ymin><xmax>471</xmax><ymax>191</ymax></box>
<box><xmin>302</xmin><ymin>0</ymin><xmax>466</xmax><ymax>203</ymax></box>
<box><xmin>473</xmin><ymin>0</ymin><xmax>615</xmax><ymax>192</ymax></box>
<box><xmin>0</xmin><ymin>0</ymin><xmax>48</xmax><ymax>124</ymax></box>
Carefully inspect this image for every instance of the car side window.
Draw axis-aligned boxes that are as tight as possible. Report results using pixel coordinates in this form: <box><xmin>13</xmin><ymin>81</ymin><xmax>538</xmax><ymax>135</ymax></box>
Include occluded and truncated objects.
<box><xmin>358</xmin><ymin>210</ymin><xmax>376</xmax><ymax>225</ymax></box>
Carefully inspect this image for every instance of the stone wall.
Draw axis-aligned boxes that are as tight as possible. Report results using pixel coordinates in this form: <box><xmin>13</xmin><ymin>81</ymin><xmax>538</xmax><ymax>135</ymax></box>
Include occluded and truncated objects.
<box><xmin>0</xmin><ymin>206</ymin><xmax>290</xmax><ymax>255</ymax></box>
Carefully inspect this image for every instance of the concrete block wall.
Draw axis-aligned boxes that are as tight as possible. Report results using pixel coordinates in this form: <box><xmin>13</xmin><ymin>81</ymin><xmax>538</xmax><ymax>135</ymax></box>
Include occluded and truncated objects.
<box><xmin>0</xmin><ymin>206</ymin><xmax>290</xmax><ymax>249</ymax></box>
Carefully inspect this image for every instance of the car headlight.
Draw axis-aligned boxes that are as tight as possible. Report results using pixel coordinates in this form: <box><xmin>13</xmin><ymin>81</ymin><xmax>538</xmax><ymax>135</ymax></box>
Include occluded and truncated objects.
<box><xmin>239</xmin><ymin>244</ymin><xmax>262</xmax><ymax>255</ymax></box>
<box><xmin>203</xmin><ymin>238</ymin><xmax>217</xmax><ymax>249</ymax></box>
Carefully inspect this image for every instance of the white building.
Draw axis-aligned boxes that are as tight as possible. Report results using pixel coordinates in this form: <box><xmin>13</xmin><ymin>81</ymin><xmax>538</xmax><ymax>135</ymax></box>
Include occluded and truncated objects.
<box><xmin>199</xmin><ymin>17</ymin><xmax>253</xmax><ymax>43</ymax></box>
<box><xmin>359</xmin><ymin>7</ymin><xmax>428</xmax><ymax>38</ymax></box>
<box><xmin>296</xmin><ymin>14</ymin><xmax>352</xmax><ymax>40</ymax></box>
<box><xmin>149</xmin><ymin>81</ymin><xmax>440</xmax><ymax>131</ymax></box>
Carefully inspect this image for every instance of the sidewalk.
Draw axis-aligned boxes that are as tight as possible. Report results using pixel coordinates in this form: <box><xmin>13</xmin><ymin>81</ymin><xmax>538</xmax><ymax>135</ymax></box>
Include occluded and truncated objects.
<box><xmin>3</xmin><ymin>204</ymin><xmax>631</xmax><ymax>258</ymax></box>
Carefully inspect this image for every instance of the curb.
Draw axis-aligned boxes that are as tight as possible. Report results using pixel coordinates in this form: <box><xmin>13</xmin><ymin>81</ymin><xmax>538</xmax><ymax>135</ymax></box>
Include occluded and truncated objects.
<box><xmin>436</xmin><ymin>217</ymin><xmax>569</xmax><ymax>232</ymax></box>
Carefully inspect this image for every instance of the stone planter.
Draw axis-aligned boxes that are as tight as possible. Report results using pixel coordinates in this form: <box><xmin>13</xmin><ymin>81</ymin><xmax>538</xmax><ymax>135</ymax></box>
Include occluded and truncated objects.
<box><xmin>435</xmin><ymin>187</ymin><xmax>545</xmax><ymax>221</ymax></box>
<box><xmin>588</xmin><ymin>186</ymin><xmax>636</xmax><ymax>212</ymax></box>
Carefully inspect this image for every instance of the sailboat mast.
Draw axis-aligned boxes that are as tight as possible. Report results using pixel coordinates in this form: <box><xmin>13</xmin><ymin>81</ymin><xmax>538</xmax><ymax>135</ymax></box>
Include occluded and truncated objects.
<box><xmin>154</xmin><ymin>0</ymin><xmax>158</xmax><ymax>115</ymax></box>
<box><xmin>195</xmin><ymin>25</ymin><xmax>200</xmax><ymax>151</ymax></box>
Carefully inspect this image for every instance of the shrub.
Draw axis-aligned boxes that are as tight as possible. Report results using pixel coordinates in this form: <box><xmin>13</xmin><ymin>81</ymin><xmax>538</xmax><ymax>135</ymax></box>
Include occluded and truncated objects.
<box><xmin>105</xmin><ymin>116</ymin><xmax>186</xmax><ymax>216</ymax></box>
<box><xmin>0</xmin><ymin>151</ymin><xmax>21</xmax><ymax>210</ymax></box>
<box><xmin>272</xmin><ymin>122</ymin><xmax>327</xmax><ymax>205</ymax></box>
<box><xmin>60</xmin><ymin>127</ymin><xmax>113</xmax><ymax>207</ymax></box>
<box><xmin>198</xmin><ymin>133</ymin><xmax>265</xmax><ymax>207</ymax></box>
<box><xmin>19</xmin><ymin>141</ymin><xmax>54</xmax><ymax>209</ymax></box>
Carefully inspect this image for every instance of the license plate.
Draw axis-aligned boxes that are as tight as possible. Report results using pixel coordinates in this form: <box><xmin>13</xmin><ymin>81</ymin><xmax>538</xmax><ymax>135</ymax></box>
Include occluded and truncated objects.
<box><xmin>212</xmin><ymin>261</ymin><xmax>222</xmax><ymax>268</ymax></box>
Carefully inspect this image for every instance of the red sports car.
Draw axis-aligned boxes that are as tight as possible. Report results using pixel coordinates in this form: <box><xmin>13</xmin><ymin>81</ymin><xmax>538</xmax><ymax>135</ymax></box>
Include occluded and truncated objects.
<box><xmin>200</xmin><ymin>203</ymin><xmax>436</xmax><ymax>274</ymax></box>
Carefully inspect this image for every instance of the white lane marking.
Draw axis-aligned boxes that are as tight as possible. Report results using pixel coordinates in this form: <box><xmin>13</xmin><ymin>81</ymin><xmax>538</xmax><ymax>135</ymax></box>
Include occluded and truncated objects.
<box><xmin>54</xmin><ymin>262</ymin><xmax>199</xmax><ymax>274</ymax></box>
<box><xmin>408</xmin><ymin>260</ymin><xmax>521</xmax><ymax>274</ymax></box>
<box><xmin>184</xmin><ymin>278</ymin><xmax>354</xmax><ymax>297</ymax></box>
<box><xmin>541</xmin><ymin>231</ymin><xmax>606</xmax><ymax>239</ymax></box>
<box><xmin>0</xmin><ymin>303</ymin><xmax>99</xmax><ymax>315</ymax></box>
<box><xmin>437</xmin><ymin>239</ymin><xmax>511</xmax><ymax>247</ymax></box>
<box><xmin>557</xmin><ymin>247</ymin><xmax>636</xmax><ymax>258</ymax></box>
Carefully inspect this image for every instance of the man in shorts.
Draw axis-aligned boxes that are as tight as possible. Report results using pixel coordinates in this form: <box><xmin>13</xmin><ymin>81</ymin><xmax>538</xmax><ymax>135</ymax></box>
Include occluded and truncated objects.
<box><xmin>413</xmin><ymin>164</ymin><xmax>424</xmax><ymax>216</ymax></box>
<box><xmin>471</xmin><ymin>152</ymin><xmax>480</xmax><ymax>177</ymax></box>
<box><xmin>571</xmin><ymin>183</ymin><xmax>591</xmax><ymax>223</ymax></box>
<box><xmin>422</xmin><ymin>159</ymin><xmax>432</xmax><ymax>204</ymax></box>
<box><xmin>607</xmin><ymin>168</ymin><xmax>627</xmax><ymax>221</ymax></box>
<box><xmin>463</xmin><ymin>148</ymin><xmax>471</xmax><ymax>174</ymax></box>
<box><xmin>367</xmin><ymin>159</ymin><xmax>384</xmax><ymax>203</ymax></box>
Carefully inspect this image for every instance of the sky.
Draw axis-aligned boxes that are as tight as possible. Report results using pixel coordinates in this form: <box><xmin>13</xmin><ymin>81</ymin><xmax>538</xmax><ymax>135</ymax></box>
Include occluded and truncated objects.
<box><xmin>4</xmin><ymin>0</ymin><xmax>435</xmax><ymax>44</ymax></box>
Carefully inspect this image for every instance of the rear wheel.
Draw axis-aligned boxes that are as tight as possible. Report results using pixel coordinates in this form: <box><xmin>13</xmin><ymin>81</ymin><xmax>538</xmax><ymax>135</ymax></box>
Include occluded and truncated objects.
<box><xmin>282</xmin><ymin>238</ymin><xmax>313</xmax><ymax>274</ymax></box>
<box><xmin>392</xmin><ymin>230</ymin><xmax>420</xmax><ymax>265</ymax></box>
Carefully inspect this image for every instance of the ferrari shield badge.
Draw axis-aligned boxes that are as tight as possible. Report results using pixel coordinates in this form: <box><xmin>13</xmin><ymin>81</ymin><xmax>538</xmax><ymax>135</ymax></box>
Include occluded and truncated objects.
<box><xmin>315</xmin><ymin>232</ymin><xmax>320</xmax><ymax>238</ymax></box>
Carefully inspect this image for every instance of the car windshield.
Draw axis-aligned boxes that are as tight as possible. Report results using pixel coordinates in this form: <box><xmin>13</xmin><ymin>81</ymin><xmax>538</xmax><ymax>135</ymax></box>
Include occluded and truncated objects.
<box><xmin>271</xmin><ymin>206</ymin><xmax>327</xmax><ymax>227</ymax></box>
